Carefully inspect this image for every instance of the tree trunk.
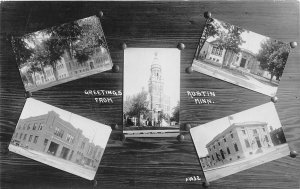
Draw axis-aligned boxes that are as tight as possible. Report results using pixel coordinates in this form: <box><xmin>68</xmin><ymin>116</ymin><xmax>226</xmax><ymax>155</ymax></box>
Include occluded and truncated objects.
<box><xmin>52</xmin><ymin>64</ymin><xmax>59</xmax><ymax>81</ymax></box>
<box><xmin>66</xmin><ymin>48</ymin><xmax>74</xmax><ymax>77</ymax></box>
<box><xmin>270</xmin><ymin>73</ymin><xmax>274</xmax><ymax>82</ymax></box>
<box><xmin>222</xmin><ymin>49</ymin><xmax>229</xmax><ymax>68</ymax></box>
<box><xmin>33</xmin><ymin>72</ymin><xmax>38</xmax><ymax>87</ymax></box>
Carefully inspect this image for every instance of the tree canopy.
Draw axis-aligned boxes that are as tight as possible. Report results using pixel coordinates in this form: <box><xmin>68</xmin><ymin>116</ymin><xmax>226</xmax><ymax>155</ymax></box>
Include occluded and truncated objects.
<box><xmin>206</xmin><ymin>20</ymin><xmax>245</xmax><ymax>54</ymax></box>
<box><xmin>11</xmin><ymin>37</ymin><xmax>33</xmax><ymax>67</ymax></box>
<box><xmin>256</xmin><ymin>39</ymin><xmax>290</xmax><ymax>81</ymax></box>
<box><xmin>170</xmin><ymin>101</ymin><xmax>179</xmax><ymax>123</ymax></box>
<box><xmin>124</xmin><ymin>90</ymin><xmax>149</xmax><ymax>119</ymax></box>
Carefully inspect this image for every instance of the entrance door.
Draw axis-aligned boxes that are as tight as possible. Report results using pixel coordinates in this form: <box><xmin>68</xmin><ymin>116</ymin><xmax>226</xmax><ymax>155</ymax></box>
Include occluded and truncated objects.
<box><xmin>47</xmin><ymin>142</ymin><xmax>59</xmax><ymax>156</ymax></box>
<box><xmin>60</xmin><ymin>147</ymin><xmax>70</xmax><ymax>160</ymax></box>
<box><xmin>240</xmin><ymin>58</ymin><xmax>247</xmax><ymax>68</ymax></box>
<box><xmin>255</xmin><ymin>136</ymin><xmax>262</xmax><ymax>148</ymax></box>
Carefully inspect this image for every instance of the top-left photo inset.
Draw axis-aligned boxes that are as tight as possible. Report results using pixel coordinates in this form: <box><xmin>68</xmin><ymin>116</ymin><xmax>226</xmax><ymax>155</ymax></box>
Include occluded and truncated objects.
<box><xmin>11</xmin><ymin>15</ymin><xmax>113</xmax><ymax>92</ymax></box>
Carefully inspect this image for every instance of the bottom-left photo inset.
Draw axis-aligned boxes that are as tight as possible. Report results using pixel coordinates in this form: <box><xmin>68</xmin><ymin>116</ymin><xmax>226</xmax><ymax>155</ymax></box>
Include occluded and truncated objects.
<box><xmin>9</xmin><ymin>98</ymin><xmax>112</xmax><ymax>180</ymax></box>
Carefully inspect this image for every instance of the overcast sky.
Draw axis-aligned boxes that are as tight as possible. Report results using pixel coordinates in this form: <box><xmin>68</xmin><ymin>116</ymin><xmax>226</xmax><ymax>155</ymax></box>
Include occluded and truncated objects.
<box><xmin>19</xmin><ymin>98</ymin><xmax>111</xmax><ymax>147</ymax></box>
<box><xmin>124</xmin><ymin>48</ymin><xmax>180</xmax><ymax>109</ymax></box>
<box><xmin>190</xmin><ymin>102</ymin><xmax>283</xmax><ymax>157</ymax></box>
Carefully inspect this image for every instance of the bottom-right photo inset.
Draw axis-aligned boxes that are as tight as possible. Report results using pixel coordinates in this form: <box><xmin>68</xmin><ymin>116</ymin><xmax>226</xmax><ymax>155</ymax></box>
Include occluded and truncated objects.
<box><xmin>190</xmin><ymin>102</ymin><xmax>290</xmax><ymax>182</ymax></box>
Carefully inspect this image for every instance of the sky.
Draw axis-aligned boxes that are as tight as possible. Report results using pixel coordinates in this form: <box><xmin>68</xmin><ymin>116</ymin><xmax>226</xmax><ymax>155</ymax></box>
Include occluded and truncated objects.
<box><xmin>124</xmin><ymin>48</ymin><xmax>180</xmax><ymax>110</ymax></box>
<box><xmin>207</xmin><ymin>19</ymin><xmax>270</xmax><ymax>55</ymax></box>
<box><xmin>19</xmin><ymin>98</ymin><xmax>111</xmax><ymax>147</ymax></box>
<box><xmin>190</xmin><ymin>102</ymin><xmax>283</xmax><ymax>157</ymax></box>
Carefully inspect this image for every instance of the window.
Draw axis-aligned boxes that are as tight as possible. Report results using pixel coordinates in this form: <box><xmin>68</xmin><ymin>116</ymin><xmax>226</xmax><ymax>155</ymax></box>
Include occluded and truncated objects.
<box><xmin>234</xmin><ymin>143</ymin><xmax>239</xmax><ymax>152</ymax></box>
<box><xmin>218</xmin><ymin>142</ymin><xmax>220</xmax><ymax>146</ymax></box>
<box><xmin>223</xmin><ymin>137</ymin><xmax>226</xmax><ymax>142</ymax></box>
<box><xmin>242</xmin><ymin>130</ymin><xmax>246</xmax><ymax>135</ymax></box>
<box><xmin>27</xmin><ymin>124</ymin><xmax>30</xmax><ymax>130</ymax></box>
<box><xmin>38</xmin><ymin>123</ymin><xmax>43</xmax><ymax>130</ymax></box>
<box><xmin>54</xmin><ymin>127</ymin><xmax>64</xmax><ymax>138</ymax></box>
<box><xmin>81</xmin><ymin>142</ymin><xmax>85</xmax><ymax>149</ymax></box>
<box><xmin>211</xmin><ymin>155</ymin><xmax>214</xmax><ymax>160</ymax></box>
<box><xmin>32</xmin><ymin>123</ymin><xmax>37</xmax><ymax>130</ymax></box>
<box><xmin>264</xmin><ymin>135</ymin><xmax>269</xmax><ymax>142</ymax></box>
<box><xmin>253</xmin><ymin>129</ymin><xmax>258</xmax><ymax>134</ymax></box>
<box><xmin>211</xmin><ymin>47</ymin><xmax>223</xmax><ymax>57</ymax></box>
<box><xmin>23</xmin><ymin>134</ymin><xmax>27</xmax><ymax>140</ymax></box>
<box><xmin>29</xmin><ymin>135</ymin><xmax>33</xmax><ymax>142</ymax></box>
<box><xmin>227</xmin><ymin>147</ymin><xmax>231</xmax><ymax>154</ymax></box>
<box><xmin>66</xmin><ymin>134</ymin><xmax>74</xmax><ymax>143</ymax></box>
<box><xmin>218</xmin><ymin>48</ymin><xmax>223</xmax><ymax>56</ymax></box>
<box><xmin>231</xmin><ymin>132</ymin><xmax>234</xmax><ymax>138</ymax></box>
<box><xmin>19</xmin><ymin>133</ymin><xmax>23</xmax><ymax>139</ymax></box>
<box><xmin>213</xmin><ymin>145</ymin><xmax>215</xmax><ymax>149</ymax></box>
<box><xmin>33</xmin><ymin>136</ymin><xmax>38</xmax><ymax>143</ymax></box>
<box><xmin>244</xmin><ymin>139</ymin><xmax>250</xmax><ymax>148</ymax></box>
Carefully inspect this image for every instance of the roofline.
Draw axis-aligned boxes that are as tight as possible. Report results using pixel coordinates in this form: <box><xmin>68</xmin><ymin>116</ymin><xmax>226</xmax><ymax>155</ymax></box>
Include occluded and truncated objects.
<box><xmin>206</xmin><ymin>121</ymin><xmax>268</xmax><ymax>148</ymax></box>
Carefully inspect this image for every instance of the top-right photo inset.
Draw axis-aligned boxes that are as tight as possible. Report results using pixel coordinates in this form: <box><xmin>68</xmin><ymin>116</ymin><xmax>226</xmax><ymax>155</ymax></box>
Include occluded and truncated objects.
<box><xmin>193</xmin><ymin>18</ymin><xmax>291</xmax><ymax>97</ymax></box>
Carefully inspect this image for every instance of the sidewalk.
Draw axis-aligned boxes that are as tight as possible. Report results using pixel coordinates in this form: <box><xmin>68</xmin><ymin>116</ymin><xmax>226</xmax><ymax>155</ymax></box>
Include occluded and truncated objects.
<box><xmin>193</xmin><ymin>60</ymin><xmax>277</xmax><ymax>96</ymax></box>
<box><xmin>9</xmin><ymin>144</ymin><xmax>97</xmax><ymax>180</ymax></box>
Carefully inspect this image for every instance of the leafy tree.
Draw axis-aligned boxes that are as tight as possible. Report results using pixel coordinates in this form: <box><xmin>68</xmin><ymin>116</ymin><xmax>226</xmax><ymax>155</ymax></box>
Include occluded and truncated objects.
<box><xmin>26</xmin><ymin>62</ymin><xmax>42</xmax><ymax>87</ymax></box>
<box><xmin>125</xmin><ymin>90</ymin><xmax>149</xmax><ymax>125</ymax></box>
<box><xmin>11</xmin><ymin>37</ymin><xmax>33</xmax><ymax>68</ymax></box>
<box><xmin>43</xmin><ymin>21</ymin><xmax>83</xmax><ymax>77</ymax></box>
<box><xmin>74</xmin><ymin>16</ymin><xmax>107</xmax><ymax>64</ymax></box>
<box><xmin>202</xmin><ymin>20</ymin><xmax>245</xmax><ymax>67</ymax></box>
<box><xmin>170</xmin><ymin>102</ymin><xmax>179</xmax><ymax>123</ymax></box>
<box><xmin>214</xmin><ymin>22</ymin><xmax>245</xmax><ymax>67</ymax></box>
<box><xmin>257</xmin><ymin>39</ymin><xmax>290</xmax><ymax>82</ymax></box>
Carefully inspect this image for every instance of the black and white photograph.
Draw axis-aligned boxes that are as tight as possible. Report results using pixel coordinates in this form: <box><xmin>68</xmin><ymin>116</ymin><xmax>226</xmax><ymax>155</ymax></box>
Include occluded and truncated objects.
<box><xmin>190</xmin><ymin>102</ymin><xmax>290</xmax><ymax>182</ymax></box>
<box><xmin>193</xmin><ymin>18</ymin><xmax>291</xmax><ymax>97</ymax></box>
<box><xmin>12</xmin><ymin>15</ymin><xmax>113</xmax><ymax>92</ymax></box>
<box><xmin>123</xmin><ymin>48</ymin><xmax>180</xmax><ymax>137</ymax></box>
<box><xmin>9</xmin><ymin>98</ymin><xmax>112</xmax><ymax>180</ymax></box>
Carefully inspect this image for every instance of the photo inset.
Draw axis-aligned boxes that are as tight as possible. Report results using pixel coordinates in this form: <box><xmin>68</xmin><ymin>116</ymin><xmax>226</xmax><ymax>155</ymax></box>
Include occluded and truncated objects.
<box><xmin>190</xmin><ymin>102</ymin><xmax>289</xmax><ymax>182</ymax></box>
<box><xmin>193</xmin><ymin>18</ymin><xmax>291</xmax><ymax>97</ymax></box>
<box><xmin>9</xmin><ymin>98</ymin><xmax>112</xmax><ymax>180</ymax></box>
<box><xmin>123</xmin><ymin>48</ymin><xmax>180</xmax><ymax>137</ymax></box>
<box><xmin>11</xmin><ymin>15</ymin><xmax>113</xmax><ymax>92</ymax></box>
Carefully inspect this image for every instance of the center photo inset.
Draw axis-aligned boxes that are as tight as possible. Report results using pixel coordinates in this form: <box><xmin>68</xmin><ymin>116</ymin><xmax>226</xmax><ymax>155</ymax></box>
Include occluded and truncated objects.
<box><xmin>123</xmin><ymin>48</ymin><xmax>180</xmax><ymax>138</ymax></box>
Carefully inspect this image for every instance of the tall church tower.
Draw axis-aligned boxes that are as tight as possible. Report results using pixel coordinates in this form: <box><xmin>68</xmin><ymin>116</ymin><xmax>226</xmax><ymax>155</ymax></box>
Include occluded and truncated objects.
<box><xmin>148</xmin><ymin>52</ymin><xmax>164</xmax><ymax>119</ymax></box>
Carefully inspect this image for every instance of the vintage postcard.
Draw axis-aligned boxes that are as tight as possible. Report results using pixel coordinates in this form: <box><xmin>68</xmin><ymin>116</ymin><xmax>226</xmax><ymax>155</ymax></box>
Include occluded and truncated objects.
<box><xmin>123</xmin><ymin>48</ymin><xmax>180</xmax><ymax>137</ymax></box>
<box><xmin>11</xmin><ymin>15</ymin><xmax>113</xmax><ymax>92</ymax></box>
<box><xmin>190</xmin><ymin>102</ymin><xmax>290</xmax><ymax>182</ymax></box>
<box><xmin>193</xmin><ymin>18</ymin><xmax>290</xmax><ymax>97</ymax></box>
<box><xmin>9</xmin><ymin>98</ymin><xmax>112</xmax><ymax>180</ymax></box>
